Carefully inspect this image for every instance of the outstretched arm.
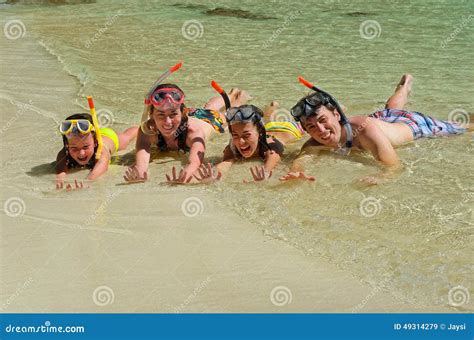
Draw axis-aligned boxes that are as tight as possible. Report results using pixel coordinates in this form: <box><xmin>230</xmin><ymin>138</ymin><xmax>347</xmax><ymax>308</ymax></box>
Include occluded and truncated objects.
<box><xmin>55</xmin><ymin>148</ymin><xmax>68</xmax><ymax>187</ymax></box>
<box><xmin>87</xmin><ymin>147</ymin><xmax>111</xmax><ymax>180</ymax></box>
<box><xmin>280</xmin><ymin>139</ymin><xmax>318</xmax><ymax>181</ymax></box>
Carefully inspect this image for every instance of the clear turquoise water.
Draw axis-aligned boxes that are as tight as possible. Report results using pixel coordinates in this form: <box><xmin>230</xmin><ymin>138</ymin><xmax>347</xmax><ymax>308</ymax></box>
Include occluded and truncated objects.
<box><xmin>1</xmin><ymin>0</ymin><xmax>473</xmax><ymax>309</ymax></box>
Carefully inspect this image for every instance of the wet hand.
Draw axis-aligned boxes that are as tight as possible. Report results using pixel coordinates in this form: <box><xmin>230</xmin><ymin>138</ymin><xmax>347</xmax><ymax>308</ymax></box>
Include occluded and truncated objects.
<box><xmin>56</xmin><ymin>179</ymin><xmax>88</xmax><ymax>191</ymax></box>
<box><xmin>193</xmin><ymin>163</ymin><xmax>222</xmax><ymax>184</ymax></box>
<box><xmin>166</xmin><ymin>166</ymin><xmax>192</xmax><ymax>184</ymax></box>
<box><xmin>358</xmin><ymin>175</ymin><xmax>381</xmax><ymax>186</ymax></box>
<box><xmin>123</xmin><ymin>166</ymin><xmax>148</xmax><ymax>183</ymax></box>
<box><xmin>279</xmin><ymin>171</ymin><xmax>315</xmax><ymax>182</ymax></box>
<box><xmin>243</xmin><ymin>166</ymin><xmax>272</xmax><ymax>183</ymax></box>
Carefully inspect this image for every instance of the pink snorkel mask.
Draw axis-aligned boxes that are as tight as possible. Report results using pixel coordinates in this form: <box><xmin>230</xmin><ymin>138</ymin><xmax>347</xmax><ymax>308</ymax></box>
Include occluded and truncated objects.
<box><xmin>149</xmin><ymin>87</ymin><xmax>185</xmax><ymax>110</ymax></box>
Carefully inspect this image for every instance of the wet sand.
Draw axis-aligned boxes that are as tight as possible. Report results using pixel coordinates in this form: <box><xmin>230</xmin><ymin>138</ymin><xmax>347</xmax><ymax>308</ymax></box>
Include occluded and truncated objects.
<box><xmin>0</xmin><ymin>35</ymin><xmax>454</xmax><ymax>313</ymax></box>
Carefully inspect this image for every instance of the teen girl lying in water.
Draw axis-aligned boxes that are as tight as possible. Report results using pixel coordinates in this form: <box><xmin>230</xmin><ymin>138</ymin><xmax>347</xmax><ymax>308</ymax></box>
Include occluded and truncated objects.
<box><xmin>193</xmin><ymin>81</ymin><xmax>287</xmax><ymax>183</ymax></box>
<box><xmin>123</xmin><ymin>64</ymin><xmax>250</xmax><ymax>184</ymax></box>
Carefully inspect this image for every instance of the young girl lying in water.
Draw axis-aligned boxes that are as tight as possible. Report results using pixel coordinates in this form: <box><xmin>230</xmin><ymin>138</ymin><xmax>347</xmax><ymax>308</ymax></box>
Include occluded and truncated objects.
<box><xmin>55</xmin><ymin>113</ymin><xmax>137</xmax><ymax>189</ymax></box>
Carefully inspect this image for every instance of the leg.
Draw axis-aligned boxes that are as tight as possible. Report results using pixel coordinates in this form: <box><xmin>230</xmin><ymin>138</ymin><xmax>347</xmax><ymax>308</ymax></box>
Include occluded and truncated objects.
<box><xmin>203</xmin><ymin>95</ymin><xmax>226</xmax><ymax>112</ymax></box>
<box><xmin>263</xmin><ymin>101</ymin><xmax>279</xmax><ymax>122</ymax></box>
<box><xmin>385</xmin><ymin>74</ymin><xmax>413</xmax><ymax>110</ymax></box>
<box><xmin>117</xmin><ymin>126</ymin><xmax>139</xmax><ymax>151</ymax></box>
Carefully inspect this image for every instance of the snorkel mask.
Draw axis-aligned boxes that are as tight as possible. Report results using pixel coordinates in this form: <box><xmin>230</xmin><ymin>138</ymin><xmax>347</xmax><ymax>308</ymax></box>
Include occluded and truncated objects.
<box><xmin>140</xmin><ymin>62</ymin><xmax>183</xmax><ymax>135</ymax></box>
<box><xmin>210</xmin><ymin>80</ymin><xmax>265</xmax><ymax>126</ymax></box>
<box><xmin>291</xmin><ymin>76</ymin><xmax>352</xmax><ymax>154</ymax></box>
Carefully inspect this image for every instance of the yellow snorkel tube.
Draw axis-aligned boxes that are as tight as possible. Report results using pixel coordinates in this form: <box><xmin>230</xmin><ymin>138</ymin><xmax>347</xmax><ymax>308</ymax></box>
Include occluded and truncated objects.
<box><xmin>140</xmin><ymin>62</ymin><xmax>183</xmax><ymax>135</ymax></box>
<box><xmin>87</xmin><ymin>96</ymin><xmax>103</xmax><ymax>160</ymax></box>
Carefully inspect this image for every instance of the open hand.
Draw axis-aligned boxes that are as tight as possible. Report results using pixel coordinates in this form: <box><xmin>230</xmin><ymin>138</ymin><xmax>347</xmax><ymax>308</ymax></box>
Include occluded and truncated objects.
<box><xmin>165</xmin><ymin>166</ymin><xmax>192</xmax><ymax>184</ymax></box>
<box><xmin>243</xmin><ymin>166</ymin><xmax>272</xmax><ymax>183</ymax></box>
<box><xmin>279</xmin><ymin>171</ymin><xmax>315</xmax><ymax>182</ymax></box>
<box><xmin>193</xmin><ymin>163</ymin><xmax>222</xmax><ymax>184</ymax></box>
<box><xmin>123</xmin><ymin>166</ymin><xmax>148</xmax><ymax>183</ymax></box>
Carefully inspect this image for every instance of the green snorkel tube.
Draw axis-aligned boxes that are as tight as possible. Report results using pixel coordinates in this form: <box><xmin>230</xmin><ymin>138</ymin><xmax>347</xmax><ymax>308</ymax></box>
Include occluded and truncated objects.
<box><xmin>140</xmin><ymin>62</ymin><xmax>183</xmax><ymax>135</ymax></box>
<box><xmin>297</xmin><ymin>76</ymin><xmax>353</xmax><ymax>154</ymax></box>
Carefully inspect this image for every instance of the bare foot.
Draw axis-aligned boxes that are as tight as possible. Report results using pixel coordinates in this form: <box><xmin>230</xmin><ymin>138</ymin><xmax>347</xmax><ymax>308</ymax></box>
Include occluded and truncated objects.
<box><xmin>263</xmin><ymin>101</ymin><xmax>279</xmax><ymax>122</ymax></box>
<box><xmin>397</xmin><ymin>74</ymin><xmax>414</xmax><ymax>95</ymax></box>
<box><xmin>229</xmin><ymin>88</ymin><xmax>252</xmax><ymax>107</ymax></box>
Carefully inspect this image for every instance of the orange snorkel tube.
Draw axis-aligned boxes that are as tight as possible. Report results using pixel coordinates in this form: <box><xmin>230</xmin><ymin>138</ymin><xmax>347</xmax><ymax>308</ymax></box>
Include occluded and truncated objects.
<box><xmin>140</xmin><ymin>62</ymin><xmax>183</xmax><ymax>134</ymax></box>
<box><xmin>86</xmin><ymin>96</ymin><xmax>103</xmax><ymax>160</ymax></box>
<box><xmin>211</xmin><ymin>80</ymin><xmax>231</xmax><ymax>111</ymax></box>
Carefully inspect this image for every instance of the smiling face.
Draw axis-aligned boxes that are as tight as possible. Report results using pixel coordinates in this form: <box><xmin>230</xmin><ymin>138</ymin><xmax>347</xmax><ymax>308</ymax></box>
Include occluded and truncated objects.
<box><xmin>301</xmin><ymin>106</ymin><xmax>342</xmax><ymax>147</ymax></box>
<box><xmin>151</xmin><ymin>106</ymin><xmax>183</xmax><ymax>137</ymax></box>
<box><xmin>230</xmin><ymin>122</ymin><xmax>260</xmax><ymax>158</ymax></box>
<box><xmin>66</xmin><ymin>133</ymin><xmax>96</xmax><ymax>165</ymax></box>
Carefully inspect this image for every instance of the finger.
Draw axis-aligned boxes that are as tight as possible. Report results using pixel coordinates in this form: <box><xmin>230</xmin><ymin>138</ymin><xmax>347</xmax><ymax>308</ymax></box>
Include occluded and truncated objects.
<box><xmin>186</xmin><ymin>175</ymin><xmax>192</xmax><ymax>183</ymax></box>
<box><xmin>74</xmin><ymin>179</ymin><xmax>79</xmax><ymax>188</ymax></box>
<box><xmin>179</xmin><ymin>169</ymin><xmax>185</xmax><ymax>181</ymax></box>
<box><xmin>193</xmin><ymin>174</ymin><xmax>201</xmax><ymax>181</ymax></box>
<box><xmin>166</xmin><ymin>174</ymin><xmax>171</xmax><ymax>182</ymax></box>
<box><xmin>172</xmin><ymin>166</ymin><xmax>176</xmax><ymax>180</ymax></box>
<box><xmin>216</xmin><ymin>171</ymin><xmax>222</xmax><ymax>180</ymax></box>
<box><xmin>268</xmin><ymin>170</ymin><xmax>272</xmax><ymax>179</ymax></box>
<box><xmin>259</xmin><ymin>166</ymin><xmax>265</xmax><ymax>179</ymax></box>
<box><xmin>250</xmin><ymin>167</ymin><xmax>258</xmax><ymax>181</ymax></box>
<box><xmin>207</xmin><ymin>162</ymin><xmax>212</xmax><ymax>174</ymax></box>
<box><xmin>80</xmin><ymin>181</ymin><xmax>84</xmax><ymax>189</ymax></box>
<box><xmin>143</xmin><ymin>172</ymin><xmax>148</xmax><ymax>181</ymax></box>
<box><xmin>198</xmin><ymin>167</ymin><xmax>206</xmax><ymax>179</ymax></box>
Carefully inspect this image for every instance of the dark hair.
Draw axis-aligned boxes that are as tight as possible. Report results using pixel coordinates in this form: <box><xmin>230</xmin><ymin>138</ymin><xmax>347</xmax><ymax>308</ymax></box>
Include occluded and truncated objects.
<box><xmin>61</xmin><ymin>112</ymin><xmax>97</xmax><ymax>169</ymax></box>
<box><xmin>301</xmin><ymin>92</ymin><xmax>336</xmax><ymax>114</ymax></box>
<box><xmin>295</xmin><ymin>93</ymin><xmax>336</xmax><ymax>132</ymax></box>
<box><xmin>227</xmin><ymin>105</ymin><xmax>271</xmax><ymax>159</ymax></box>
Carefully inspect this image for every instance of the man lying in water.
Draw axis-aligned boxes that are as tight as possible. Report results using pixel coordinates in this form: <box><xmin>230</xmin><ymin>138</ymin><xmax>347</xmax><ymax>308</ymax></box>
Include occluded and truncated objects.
<box><xmin>280</xmin><ymin>74</ymin><xmax>472</xmax><ymax>183</ymax></box>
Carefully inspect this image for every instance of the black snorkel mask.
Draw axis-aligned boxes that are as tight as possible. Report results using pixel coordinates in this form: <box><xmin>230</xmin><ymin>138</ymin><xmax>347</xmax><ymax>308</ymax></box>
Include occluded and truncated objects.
<box><xmin>210</xmin><ymin>80</ymin><xmax>265</xmax><ymax>127</ymax></box>
<box><xmin>291</xmin><ymin>76</ymin><xmax>353</xmax><ymax>155</ymax></box>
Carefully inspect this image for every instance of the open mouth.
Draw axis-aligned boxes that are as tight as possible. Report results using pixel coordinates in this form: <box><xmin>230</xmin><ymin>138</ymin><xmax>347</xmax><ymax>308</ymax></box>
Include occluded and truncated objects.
<box><xmin>320</xmin><ymin>130</ymin><xmax>332</xmax><ymax>141</ymax></box>
<box><xmin>162</xmin><ymin>124</ymin><xmax>174</xmax><ymax>133</ymax></box>
<box><xmin>239</xmin><ymin>145</ymin><xmax>251</xmax><ymax>154</ymax></box>
<box><xmin>77</xmin><ymin>156</ymin><xmax>88</xmax><ymax>163</ymax></box>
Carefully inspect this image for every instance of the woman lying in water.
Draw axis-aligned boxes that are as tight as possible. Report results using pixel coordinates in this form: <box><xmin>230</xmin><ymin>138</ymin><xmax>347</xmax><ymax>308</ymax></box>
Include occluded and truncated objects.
<box><xmin>193</xmin><ymin>82</ymin><xmax>286</xmax><ymax>183</ymax></box>
<box><xmin>123</xmin><ymin>82</ymin><xmax>250</xmax><ymax>184</ymax></box>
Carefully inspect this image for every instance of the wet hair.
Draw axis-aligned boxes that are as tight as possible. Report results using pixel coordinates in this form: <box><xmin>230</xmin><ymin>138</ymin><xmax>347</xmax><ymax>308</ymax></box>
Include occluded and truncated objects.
<box><xmin>227</xmin><ymin>105</ymin><xmax>272</xmax><ymax>159</ymax></box>
<box><xmin>61</xmin><ymin>113</ymin><xmax>97</xmax><ymax>169</ymax></box>
<box><xmin>296</xmin><ymin>92</ymin><xmax>336</xmax><ymax>132</ymax></box>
